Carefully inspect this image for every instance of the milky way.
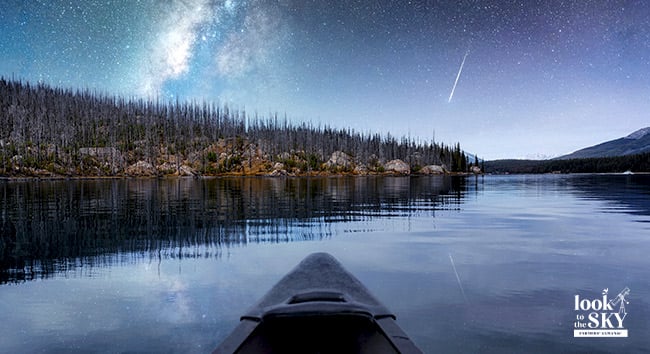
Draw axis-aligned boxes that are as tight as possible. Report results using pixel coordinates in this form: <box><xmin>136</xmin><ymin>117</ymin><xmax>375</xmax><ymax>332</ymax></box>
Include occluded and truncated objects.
<box><xmin>1</xmin><ymin>1</ymin><xmax>649</xmax><ymax>159</ymax></box>
<box><xmin>138</xmin><ymin>0</ymin><xmax>214</xmax><ymax>96</ymax></box>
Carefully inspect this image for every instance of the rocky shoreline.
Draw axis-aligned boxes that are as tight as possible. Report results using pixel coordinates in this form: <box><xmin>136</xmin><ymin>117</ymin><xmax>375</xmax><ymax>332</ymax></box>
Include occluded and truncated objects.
<box><xmin>1</xmin><ymin>141</ymin><xmax>481</xmax><ymax>179</ymax></box>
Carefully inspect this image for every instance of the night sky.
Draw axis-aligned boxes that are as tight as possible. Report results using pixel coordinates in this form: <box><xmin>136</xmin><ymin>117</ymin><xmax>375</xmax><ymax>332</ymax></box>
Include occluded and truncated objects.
<box><xmin>1</xmin><ymin>0</ymin><xmax>649</xmax><ymax>159</ymax></box>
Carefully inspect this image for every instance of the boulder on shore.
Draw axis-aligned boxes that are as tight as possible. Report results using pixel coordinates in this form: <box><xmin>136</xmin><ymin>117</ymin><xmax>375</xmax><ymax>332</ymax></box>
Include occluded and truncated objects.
<box><xmin>79</xmin><ymin>147</ymin><xmax>125</xmax><ymax>173</ymax></box>
<box><xmin>125</xmin><ymin>161</ymin><xmax>156</xmax><ymax>176</ymax></box>
<box><xmin>265</xmin><ymin>162</ymin><xmax>287</xmax><ymax>176</ymax></box>
<box><xmin>419</xmin><ymin>165</ymin><xmax>446</xmax><ymax>175</ymax></box>
<box><xmin>179</xmin><ymin>165</ymin><xmax>198</xmax><ymax>176</ymax></box>
<box><xmin>324</xmin><ymin>151</ymin><xmax>352</xmax><ymax>169</ymax></box>
<box><xmin>384</xmin><ymin>159</ymin><xmax>410</xmax><ymax>175</ymax></box>
<box><xmin>157</xmin><ymin>162</ymin><xmax>197</xmax><ymax>176</ymax></box>
<box><xmin>156</xmin><ymin>162</ymin><xmax>177</xmax><ymax>174</ymax></box>
<box><xmin>267</xmin><ymin>168</ymin><xmax>287</xmax><ymax>176</ymax></box>
<box><xmin>353</xmin><ymin>164</ymin><xmax>369</xmax><ymax>175</ymax></box>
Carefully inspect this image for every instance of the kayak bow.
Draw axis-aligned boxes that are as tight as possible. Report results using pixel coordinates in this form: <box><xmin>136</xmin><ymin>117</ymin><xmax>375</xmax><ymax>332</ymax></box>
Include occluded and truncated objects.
<box><xmin>213</xmin><ymin>252</ymin><xmax>422</xmax><ymax>354</ymax></box>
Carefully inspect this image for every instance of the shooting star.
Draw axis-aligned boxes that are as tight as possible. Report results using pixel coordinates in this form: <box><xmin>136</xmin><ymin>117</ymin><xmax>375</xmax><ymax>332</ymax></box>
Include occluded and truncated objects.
<box><xmin>448</xmin><ymin>50</ymin><xmax>469</xmax><ymax>103</ymax></box>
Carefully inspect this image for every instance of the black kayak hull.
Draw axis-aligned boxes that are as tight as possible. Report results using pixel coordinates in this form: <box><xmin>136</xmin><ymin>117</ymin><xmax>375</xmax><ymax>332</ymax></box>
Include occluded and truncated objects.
<box><xmin>213</xmin><ymin>252</ymin><xmax>422</xmax><ymax>354</ymax></box>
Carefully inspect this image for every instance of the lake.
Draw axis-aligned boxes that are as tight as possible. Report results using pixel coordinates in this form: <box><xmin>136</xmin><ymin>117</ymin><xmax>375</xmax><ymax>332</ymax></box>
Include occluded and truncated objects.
<box><xmin>1</xmin><ymin>175</ymin><xmax>649</xmax><ymax>353</ymax></box>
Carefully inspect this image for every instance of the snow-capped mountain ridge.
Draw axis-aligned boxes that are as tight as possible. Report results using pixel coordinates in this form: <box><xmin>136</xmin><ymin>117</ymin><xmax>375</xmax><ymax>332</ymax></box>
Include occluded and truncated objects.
<box><xmin>557</xmin><ymin>127</ymin><xmax>650</xmax><ymax>159</ymax></box>
<box><xmin>625</xmin><ymin>127</ymin><xmax>650</xmax><ymax>140</ymax></box>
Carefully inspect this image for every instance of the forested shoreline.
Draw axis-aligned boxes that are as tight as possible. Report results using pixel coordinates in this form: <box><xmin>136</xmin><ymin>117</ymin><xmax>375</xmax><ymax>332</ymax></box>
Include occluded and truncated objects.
<box><xmin>0</xmin><ymin>78</ymin><xmax>480</xmax><ymax>178</ymax></box>
<box><xmin>485</xmin><ymin>153</ymin><xmax>650</xmax><ymax>174</ymax></box>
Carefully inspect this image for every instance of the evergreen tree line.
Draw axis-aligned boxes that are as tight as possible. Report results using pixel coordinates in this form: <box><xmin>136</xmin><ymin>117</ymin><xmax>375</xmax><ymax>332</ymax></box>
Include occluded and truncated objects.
<box><xmin>485</xmin><ymin>153</ymin><xmax>650</xmax><ymax>174</ymax></box>
<box><xmin>0</xmin><ymin>77</ymin><xmax>476</xmax><ymax>176</ymax></box>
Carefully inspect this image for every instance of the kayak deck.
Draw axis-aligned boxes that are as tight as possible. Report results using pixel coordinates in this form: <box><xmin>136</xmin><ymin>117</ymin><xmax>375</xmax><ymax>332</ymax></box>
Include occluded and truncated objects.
<box><xmin>213</xmin><ymin>252</ymin><xmax>422</xmax><ymax>354</ymax></box>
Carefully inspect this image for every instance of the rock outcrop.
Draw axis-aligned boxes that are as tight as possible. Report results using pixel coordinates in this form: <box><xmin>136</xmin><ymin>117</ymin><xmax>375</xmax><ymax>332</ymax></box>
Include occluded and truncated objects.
<box><xmin>324</xmin><ymin>151</ymin><xmax>352</xmax><ymax>170</ymax></box>
<box><xmin>125</xmin><ymin>161</ymin><xmax>156</xmax><ymax>176</ymax></box>
<box><xmin>155</xmin><ymin>162</ymin><xmax>198</xmax><ymax>176</ymax></box>
<box><xmin>266</xmin><ymin>162</ymin><xmax>287</xmax><ymax>176</ymax></box>
<box><xmin>267</xmin><ymin>168</ymin><xmax>287</xmax><ymax>176</ymax></box>
<box><xmin>353</xmin><ymin>164</ymin><xmax>369</xmax><ymax>175</ymax></box>
<box><xmin>384</xmin><ymin>159</ymin><xmax>410</xmax><ymax>175</ymax></box>
<box><xmin>178</xmin><ymin>165</ymin><xmax>198</xmax><ymax>176</ymax></box>
<box><xmin>79</xmin><ymin>147</ymin><xmax>125</xmax><ymax>173</ymax></box>
<box><xmin>419</xmin><ymin>165</ymin><xmax>446</xmax><ymax>175</ymax></box>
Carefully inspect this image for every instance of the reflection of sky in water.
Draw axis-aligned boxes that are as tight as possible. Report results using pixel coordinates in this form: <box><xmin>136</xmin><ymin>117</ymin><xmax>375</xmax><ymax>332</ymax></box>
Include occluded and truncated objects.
<box><xmin>0</xmin><ymin>175</ymin><xmax>649</xmax><ymax>352</ymax></box>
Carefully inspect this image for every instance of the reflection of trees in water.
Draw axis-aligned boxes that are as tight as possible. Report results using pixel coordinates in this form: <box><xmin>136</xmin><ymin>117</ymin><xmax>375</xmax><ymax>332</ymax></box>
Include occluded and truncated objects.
<box><xmin>0</xmin><ymin>176</ymin><xmax>466</xmax><ymax>283</ymax></box>
<box><xmin>566</xmin><ymin>175</ymin><xmax>650</xmax><ymax>216</ymax></box>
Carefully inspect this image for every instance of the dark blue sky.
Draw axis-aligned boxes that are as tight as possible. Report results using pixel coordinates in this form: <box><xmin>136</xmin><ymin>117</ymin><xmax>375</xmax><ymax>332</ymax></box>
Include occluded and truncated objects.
<box><xmin>1</xmin><ymin>0</ymin><xmax>649</xmax><ymax>159</ymax></box>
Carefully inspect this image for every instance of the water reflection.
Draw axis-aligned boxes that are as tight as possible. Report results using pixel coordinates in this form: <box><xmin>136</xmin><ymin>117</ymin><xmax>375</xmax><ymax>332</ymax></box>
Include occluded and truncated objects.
<box><xmin>2</xmin><ymin>175</ymin><xmax>649</xmax><ymax>353</ymax></box>
<box><xmin>565</xmin><ymin>174</ymin><xmax>650</xmax><ymax>216</ymax></box>
<box><xmin>482</xmin><ymin>174</ymin><xmax>650</xmax><ymax>216</ymax></box>
<box><xmin>0</xmin><ymin>176</ymin><xmax>463</xmax><ymax>283</ymax></box>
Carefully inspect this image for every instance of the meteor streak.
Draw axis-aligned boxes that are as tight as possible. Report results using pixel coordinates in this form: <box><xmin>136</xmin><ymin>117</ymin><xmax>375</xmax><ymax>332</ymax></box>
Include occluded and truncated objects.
<box><xmin>448</xmin><ymin>50</ymin><xmax>469</xmax><ymax>103</ymax></box>
<box><xmin>449</xmin><ymin>253</ymin><xmax>468</xmax><ymax>302</ymax></box>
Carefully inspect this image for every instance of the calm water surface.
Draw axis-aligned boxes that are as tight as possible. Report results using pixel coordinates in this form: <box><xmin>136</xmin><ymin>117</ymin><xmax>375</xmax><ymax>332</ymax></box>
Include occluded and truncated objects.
<box><xmin>1</xmin><ymin>175</ymin><xmax>649</xmax><ymax>353</ymax></box>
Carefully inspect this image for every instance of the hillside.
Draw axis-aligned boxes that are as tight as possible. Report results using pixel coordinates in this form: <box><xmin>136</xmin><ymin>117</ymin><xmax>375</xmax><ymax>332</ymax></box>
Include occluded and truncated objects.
<box><xmin>484</xmin><ymin>127</ymin><xmax>650</xmax><ymax>174</ymax></box>
<box><xmin>557</xmin><ymin>127</ymin><xmax>650</xmax><ymax>159</ymax></box>
<box><xmin>0</xmin><ymin>78</ymin><xmax>480</xmax><ymax>177</ymax></box>
<box><xmin>485</xmin><ymin>152</ymin><xmax>650</xmax><ymax>174</ymax></box>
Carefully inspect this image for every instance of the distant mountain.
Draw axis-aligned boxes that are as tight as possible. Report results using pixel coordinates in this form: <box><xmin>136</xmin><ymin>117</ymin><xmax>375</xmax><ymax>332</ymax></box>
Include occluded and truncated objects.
<box><xmin>557</xmin><ymin>127</ymin><xmax>650</xmax><ymax>159</ymax></box>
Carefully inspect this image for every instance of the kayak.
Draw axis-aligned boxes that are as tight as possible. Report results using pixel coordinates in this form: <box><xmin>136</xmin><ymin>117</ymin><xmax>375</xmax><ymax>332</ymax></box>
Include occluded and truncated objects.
<box><xmin>213</xmin><ymin>252</ymin><xmax>422</xmax><ymax>354</ymax></box>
